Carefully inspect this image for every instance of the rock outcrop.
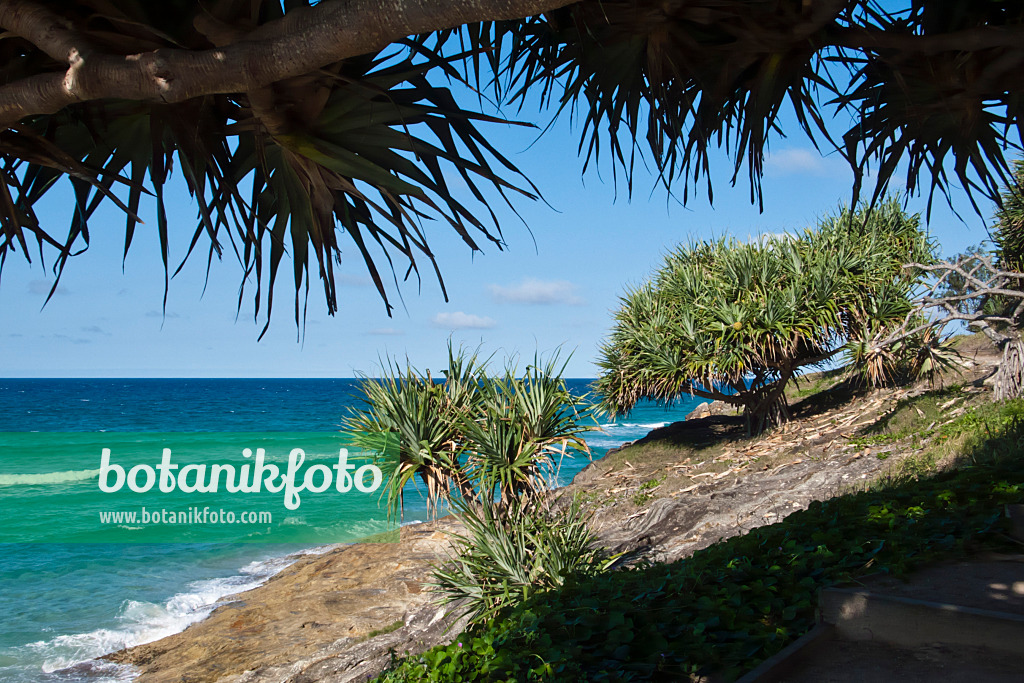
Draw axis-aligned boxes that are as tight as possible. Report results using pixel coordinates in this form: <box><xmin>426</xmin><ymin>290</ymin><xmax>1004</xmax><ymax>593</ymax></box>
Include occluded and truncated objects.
<box><xmin>684</xmin><ymin>399</ymin><xmax>734</xmax><ymax>420</ymax></box>
<box><xmin>107</xmin><ymin>519</ymin><xmax>467</xmax><ymax>683</ymax></box>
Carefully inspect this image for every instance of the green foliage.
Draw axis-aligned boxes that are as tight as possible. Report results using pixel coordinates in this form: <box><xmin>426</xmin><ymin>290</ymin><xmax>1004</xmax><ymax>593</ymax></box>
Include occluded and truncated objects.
<box><xmin>903</xmin><ymin>326</ymin><xmax>966</xmax><ymax>386</ymax></box>
<box><xmin>343</xmin><ymin>346</ymin><xmax>482</xmax><ymax>519</ymax></box>
<box><xmin>377</xmin><ymin>403</ymin><xmax>1024</xmax><ymax>682</ymax></box>
<box><xmin>441</xmin><ymin>2</ymin><xmax>1024</xmax><ymax>212</ymax></box>
<box><xmin>1</xmin><ymin>4</ymin><xmax>535</xmax><ymax>327</ymax></box>
<box><xmin>938</xmin><ymin>398</ymin><xmax>1024</xmax><ymax>464</ymax></box>
<box><xmin>364</xmin><ymin>620</ymin><xmax>405</xmax><ymax>640</ymax></box>
<box><xmin>994</xmin><ymin>159</ymin><xmax>1024</xmax><ymax>272</ymax></box>
<box><xmin>5</xmin><ymin>3</ymin><xmax>1024</xmax><ymax>326</ymax></box>
<box><xmin>844</xmin><ymin>323</ymin><xmax>964</xmax><ymax>389</ymax></box>
<box><xmin>431</xmin><ymin>496</ymin><xmax>618</xmax><ymax>624</ymax></box>
<box><xmin>632</xmin><ymin>477</ymin><xmax>663</xmax><ymax>506</ymax></box>
<box><xmin>346</xmin><ymin>346</ymin><xmax>609</xmax><ymax>634</ymax></box>
<box><xmin>595</xmin><ymin>199</ymin><xmax>934</xmax><ymax>433</ymax></box>
<box><xmin>343</xmin><ymin>346</ymin><xmax>593</xmax><ymax>519</ymax></box>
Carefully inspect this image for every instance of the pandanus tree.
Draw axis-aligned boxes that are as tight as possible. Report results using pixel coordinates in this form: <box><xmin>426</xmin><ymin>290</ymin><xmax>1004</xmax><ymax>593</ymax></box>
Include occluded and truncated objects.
<box><xmin>343</xmin><ymin>347</ymin><xmax>592</xmax><ymax>519</ymax></box>
<box><xmin>993</xmin><ymin>160</ymin><xmax>1024</xmax><ymax>273</ymax></box>
<box><xmin>344</xmin><ymin>348</ymin><xmax>609</xmax><ymax>623</ymax></box>
<box><xmin>2</xmin><ymin>1</ymin><xmax>1024</xmax><ymax>327</ymax></box>
<box><xmin>595</xmin><ymin>200</ymin><xmax>935</xmax><ymax>435</ymax></box>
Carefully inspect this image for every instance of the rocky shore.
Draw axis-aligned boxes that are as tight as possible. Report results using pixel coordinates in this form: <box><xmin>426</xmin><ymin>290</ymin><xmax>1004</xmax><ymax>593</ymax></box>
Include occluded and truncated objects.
<box><xmin>106</xmin><ymin>518</ymin><xmax>470</xmax><ymax>683</ymax></box>
<box><xmin>105</xmin><ymin>342</ymin><xmax>1001</xmax><ymax>683</ymax></box>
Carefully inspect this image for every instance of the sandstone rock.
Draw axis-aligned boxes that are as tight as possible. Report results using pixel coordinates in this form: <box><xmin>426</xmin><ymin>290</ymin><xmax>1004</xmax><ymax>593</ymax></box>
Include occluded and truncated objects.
<box><xmin>686</xmin><ymin>401</ymin><xmax>713</xmax><ymax>419</ymax></box>
<box><xmin>106</xmin><ymin>519</ymin><xmax>464</xmax><ymax>683</ymax></box>
<box><xmin>686</xmin><ymin>400</ymin><xmax>734</xmax><ymax>420</ymax></box>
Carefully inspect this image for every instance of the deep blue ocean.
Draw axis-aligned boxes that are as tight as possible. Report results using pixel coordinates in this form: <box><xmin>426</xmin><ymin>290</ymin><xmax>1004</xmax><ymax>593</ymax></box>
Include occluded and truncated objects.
<box><xmin>0</xmin><ymin>379</ymin><xmax>700</xmax><ymax>681</ymax></box>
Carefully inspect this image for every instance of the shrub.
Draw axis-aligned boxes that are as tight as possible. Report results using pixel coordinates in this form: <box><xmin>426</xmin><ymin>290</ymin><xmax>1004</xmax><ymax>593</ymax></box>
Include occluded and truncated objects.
<box><xmin>343</xmin><ymin>346</ymin><xmax>593</xmax><ymax>518</ymax></box>
<box><xmin>595</xmin><ymin>199</ymin><xmax>934</xmax><ymax>434</ymax></box>
<box><xmin>431</xmin><ymin>496</ymin><xmax>619</xmax><ymax>623</ymax></box>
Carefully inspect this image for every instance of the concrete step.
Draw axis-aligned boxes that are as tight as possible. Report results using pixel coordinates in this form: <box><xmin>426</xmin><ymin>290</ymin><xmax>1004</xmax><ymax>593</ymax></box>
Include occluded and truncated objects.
<box><xmin>738</xmin><ymin>559</ymin><xmax>1024</xmax><ymax>683</ymax></box>
<box><xmin>819</xmin><ymin>586</ymin><xmax>1024</xmax><ymax>656</ymax></box>
<box><xmin>746</xmin><ymin>635</ymin><xmax>1024</xmax><ymax>683</ymax></box>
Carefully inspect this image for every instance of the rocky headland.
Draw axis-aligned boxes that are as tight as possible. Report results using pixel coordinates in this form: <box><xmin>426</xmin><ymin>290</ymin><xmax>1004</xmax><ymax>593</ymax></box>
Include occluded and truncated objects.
<box><xmin>106</xmin><ymin>337</ymin><xmax>1002</xmax><ymax>682</ymax></box>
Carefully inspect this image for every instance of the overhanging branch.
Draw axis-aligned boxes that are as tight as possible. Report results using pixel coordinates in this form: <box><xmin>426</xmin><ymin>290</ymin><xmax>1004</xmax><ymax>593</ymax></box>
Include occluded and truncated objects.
<box><xmin>832</xmin><ymin>24</ymin><xmax>1024</xmax><ymax>55</ymax></box>
<box><xmin>0</xmin><ymin>0</ymin><xmax>579</xmax><ymax>127</ymax></box>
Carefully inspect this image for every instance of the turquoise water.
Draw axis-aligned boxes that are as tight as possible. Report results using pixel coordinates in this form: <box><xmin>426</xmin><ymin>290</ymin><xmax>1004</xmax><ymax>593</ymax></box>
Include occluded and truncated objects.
<box><xmin>0</xmin><ymin>431</ymin><xmax>396</xmax><ymax>544</ymax></box>
<box><xmin>0</xmin><ymin>379</ymin><xmax>700</xmax><ymax>681</ymax></box>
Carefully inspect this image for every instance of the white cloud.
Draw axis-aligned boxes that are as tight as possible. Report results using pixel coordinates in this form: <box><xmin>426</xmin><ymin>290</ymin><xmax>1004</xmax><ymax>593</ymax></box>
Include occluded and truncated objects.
<box><xmin>29</xmin><ymin>280</ymin><xmax>69</xmax><ymax>296</ymax></box>
<box><xmin>337</xmin><ymin>273</ymin><xmax>373</xmax><ymax>287</ymax></box>
<box><xmin>764</xmin><ymin>148</ymin><xmax>835</xmax><ymax>177</ymax></box>
<box><xmin>488</xmin><ymin>278</ymin><xmax>585</xmax><ymax>306</ymax></box>
<box><xmin>432</xmin><ymin>311</ymin><xmax>496</xmax><ymax>329</ymax></box>
<box><xmin>367</xmin><ymin>327</ymin><xmax>405</xmax><ymax>336</ymax></box>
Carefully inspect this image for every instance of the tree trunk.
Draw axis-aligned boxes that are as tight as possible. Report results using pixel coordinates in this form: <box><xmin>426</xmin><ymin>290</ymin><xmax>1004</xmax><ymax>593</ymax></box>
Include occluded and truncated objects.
<box><xmin>995</xmin><ymin>335</ymin><xmax>1024</xmax><ymax>400</ymax></box>
<box><xmin>741</xmin><ymin>371</ymin><xmax>794</xmax><ymax>436</ymax></box>
<box><xmin>744</xmin><ymin>393</ymin><xmax>791</xmax><ymax>436</ymax></box>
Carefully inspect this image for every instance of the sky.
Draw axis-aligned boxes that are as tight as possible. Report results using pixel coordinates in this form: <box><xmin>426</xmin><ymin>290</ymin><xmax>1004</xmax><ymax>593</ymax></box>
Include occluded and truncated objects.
<box><xmin>0</xmin><ymin>82</ymin><xmax>999</xmax><ymax>378</ymax></box>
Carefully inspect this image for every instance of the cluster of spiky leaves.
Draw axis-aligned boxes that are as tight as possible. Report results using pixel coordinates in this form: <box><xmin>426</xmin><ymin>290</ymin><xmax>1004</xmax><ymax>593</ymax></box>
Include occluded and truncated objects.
<box><xmin>444</xmin><ymin>0</ymin><xmax>1024</xmax><ymax>209</ymax></box>
<box><xmin>342</xmin><ymin>346</ymin><xmax>593</xmax><ymax>519</ymax></box>
<box><xmin>0</xmin><ymin>0</ymin><xmax>535</xmax><ymax>331</ymax></box>
<box><xmin>344</xmin><ymin>346</ymin><xmax>607</xmax><ymax>624</ymax></box>
<box><xmin>430</xmin><ymin>495</ymin><xmax>618</xmax><ymax>624</ymax></box>
<box><xmin>594</xmin><ymin>200</ymin><xmax>934</xmax><ymax>428</ymax></box>
<box><xmin>844</xmin><ymin>320</ymin><xmax>963</xmax><ymax>389</ymax></box>
<box><xmin>5</xmin><ymin>1</ymin><xmax>1024</xmax><ymax>324</ymax></box>
<box><xmin>993</xmin><ymin>159</ymin><xmax>1024</xmax><ymax>272</ymax></box>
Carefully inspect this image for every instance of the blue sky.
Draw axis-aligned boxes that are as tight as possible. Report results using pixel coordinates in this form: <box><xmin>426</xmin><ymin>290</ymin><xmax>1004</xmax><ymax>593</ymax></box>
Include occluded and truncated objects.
<box><xmin>0</xmin><ymin>91</ymin><xmax>998</xmax><ymax>378</ymax></box>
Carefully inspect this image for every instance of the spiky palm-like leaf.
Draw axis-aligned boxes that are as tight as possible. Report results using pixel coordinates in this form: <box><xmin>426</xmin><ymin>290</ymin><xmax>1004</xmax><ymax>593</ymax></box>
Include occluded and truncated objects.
<box><xmin>343</xmin><ymin>347</ymin><xmax>486</xmax><ymax>520</ymax></box>
<box><xmin>437</xmin><ymin>1</ymin><xmax>827</xmax><ymax>204</ymax></box>
<box><xmin>993</xmin><ymin>160</ymin><xmax>1024</xmax><ymax>272</ymax></box>
<box><xmin>6</xmin><ymin>1</ymin><xmax>1024</xmax><ymax>324</ymax></box>
<box><xmin>595</xmin><ymin>199</ymin><xmax>934</xmax><ymax>434</ymax></box>
<box><xmin>344</xmin><ymin>346</ymin><xmax>594</xmax><ymax>519</ymax></box>
<box><xmin>434</xmin><ymin>0</ymin><xmax>1024</xmax><ymax>212</ymax></box>
<box><xmin>0</xmin><ymin>1</ymin><xmax>536</xmax><ymax>331</ymax></box>
<box><xmin>462</xmin><ymin>355</ymin><xmax>591</xmax><ymax>503</ymax></box>
<box><xmin>430</xmin><ymin>495</ymin><xmax>616</xmax><ymax>624</ymax></box>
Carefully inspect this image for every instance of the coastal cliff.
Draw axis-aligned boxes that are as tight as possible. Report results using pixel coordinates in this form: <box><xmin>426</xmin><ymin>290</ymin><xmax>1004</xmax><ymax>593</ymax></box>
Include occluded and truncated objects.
<box><xmin>107</xmin><ymin>339</ymin><xmax>1002</xmax><ymax>682</ymax></box>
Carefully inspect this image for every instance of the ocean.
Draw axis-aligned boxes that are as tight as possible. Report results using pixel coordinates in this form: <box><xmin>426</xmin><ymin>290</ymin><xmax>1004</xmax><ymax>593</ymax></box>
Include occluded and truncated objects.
<box><xmin>0</xmin><ymin>378</ymin><xmax>701</xmax><ymax>682</ymax></box>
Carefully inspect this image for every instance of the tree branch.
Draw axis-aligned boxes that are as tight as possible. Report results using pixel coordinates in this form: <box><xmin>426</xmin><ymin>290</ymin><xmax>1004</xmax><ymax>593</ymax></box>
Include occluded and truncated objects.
<box><xmin>681</xmin><ymin>383</ymin><xmax>736</xmax><ymax>404</ymax></box>
<box><xmin>0</xmin><ymin>0</ymin><xmax>94</xmax><ymax>62</ymax></box>
<box><xmin>832</xmin><ymin>24</ymin><xmax>1024</xmax><ymax>55</ymax></box>
<box><xmin>882</xmin><ymin>256</ymin><xmax>1024</xmax><ymax>349</ymax></box>
<box><xmin>0</xmin><ymin>0</ymin><xmax>579</xmax><ymax>127</ymax></box>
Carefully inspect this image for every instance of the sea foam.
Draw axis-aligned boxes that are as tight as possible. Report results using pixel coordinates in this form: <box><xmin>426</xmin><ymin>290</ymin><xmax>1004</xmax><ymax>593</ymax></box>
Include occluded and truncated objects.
<box><xmin>22</xmin><ymin>549</ymin><xmax>325</xmax><ymax>681</ymax></box>
<box><xmin>0</xmin><ymin>469</ymin><xmax>100</xmax><ymax>486</ymax></box>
